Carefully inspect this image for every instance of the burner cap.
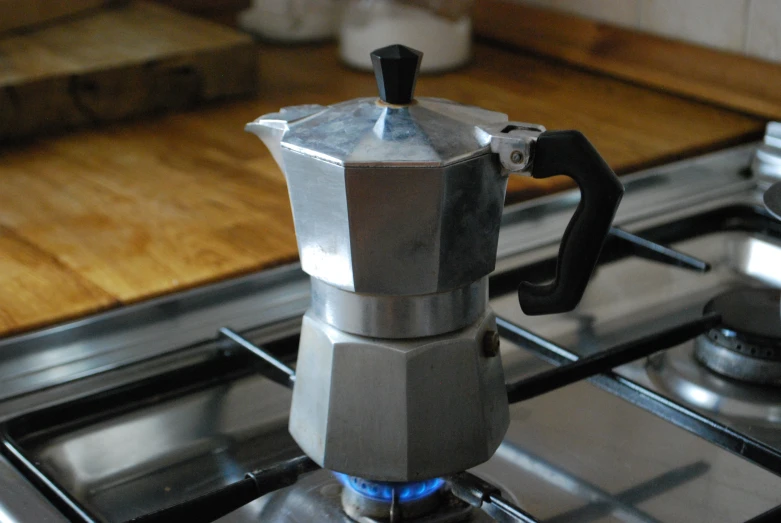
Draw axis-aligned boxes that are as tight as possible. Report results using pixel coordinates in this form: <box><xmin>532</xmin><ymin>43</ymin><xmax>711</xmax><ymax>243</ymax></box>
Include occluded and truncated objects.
<box><xmin>695</xmin><ymin>288</ymin><xmax>781</xmax><ymax>385</ymax></box>
<box><xmin>703</xmin><ymin>288</ymin><xmax>781</xmax><ymax>352</ymax></box>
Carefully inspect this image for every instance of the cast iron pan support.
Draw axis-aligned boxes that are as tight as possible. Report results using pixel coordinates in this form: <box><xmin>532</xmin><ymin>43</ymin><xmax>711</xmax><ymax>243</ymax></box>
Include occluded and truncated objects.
<box><xmin>519</xmin><ymin>130</ymin><xmax>624</xmax><ymax>315</ymax></box>
<box><xmin>121</xmin><ymin>312</ymin><xmax>725</xmax><ymax>523</ymax></box>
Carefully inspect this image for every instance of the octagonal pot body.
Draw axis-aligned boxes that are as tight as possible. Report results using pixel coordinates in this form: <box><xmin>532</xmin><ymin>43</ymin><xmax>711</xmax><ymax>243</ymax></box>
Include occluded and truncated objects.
<box><xmin>289</xmin><ymin>309</ymin><xmax>510</xmax><ymax>481</ymax></box>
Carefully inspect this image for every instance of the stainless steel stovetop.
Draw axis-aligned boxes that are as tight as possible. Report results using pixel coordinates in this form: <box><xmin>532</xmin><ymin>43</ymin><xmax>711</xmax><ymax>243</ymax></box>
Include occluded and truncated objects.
<box><xmin>1</xmin><ymin>141</ymin><xmax>781</xmax><ymax>522</ymax></box>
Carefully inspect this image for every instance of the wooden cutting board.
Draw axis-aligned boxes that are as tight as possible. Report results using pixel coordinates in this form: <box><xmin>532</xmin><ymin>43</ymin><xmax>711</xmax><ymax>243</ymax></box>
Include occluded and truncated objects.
<box><xmin>0</xmin><ymin>0</ymin><xmax>111</xmax><ymax>34</ymax></box>
<box><xmin>0</xmin><ymin>1</ymin><xmax>256</xmax><ymax>140</ymax></box>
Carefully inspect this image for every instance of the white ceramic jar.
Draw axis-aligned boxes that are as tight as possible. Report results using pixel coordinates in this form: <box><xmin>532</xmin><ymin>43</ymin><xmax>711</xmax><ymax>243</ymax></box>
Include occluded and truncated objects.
<box><xmin>339</xmin><ymin>0</ymin><xmax>473</xmax><ymax>72</ymax></box>
<box><xmin>239</xmin><ymin>0</ymin><xmax>346</xmax><ymax>43</ymax></box>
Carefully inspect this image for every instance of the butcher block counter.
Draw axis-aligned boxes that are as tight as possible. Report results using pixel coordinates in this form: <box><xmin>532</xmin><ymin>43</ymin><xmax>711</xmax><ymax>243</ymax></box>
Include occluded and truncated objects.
<box><xmin>0</xmin><ymin>40</ymin><xmax>766</xmax><ymax>338</ymax></box>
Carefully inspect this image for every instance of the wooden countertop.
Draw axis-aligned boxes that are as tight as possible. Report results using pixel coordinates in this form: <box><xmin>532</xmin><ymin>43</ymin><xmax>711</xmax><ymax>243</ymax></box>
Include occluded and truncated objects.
<box><xmin>475</xmin><ymin>0</ymin><xmax>781</xmax><ymax>121</ymax></box>
<box><xmin>0</xmin><ymin>42</ymin><xmax>764</xmax><ymax>338</ymax></box>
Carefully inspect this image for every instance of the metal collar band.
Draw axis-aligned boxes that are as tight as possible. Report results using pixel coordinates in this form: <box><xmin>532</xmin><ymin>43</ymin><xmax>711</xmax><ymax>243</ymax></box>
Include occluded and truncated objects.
<box><xmin>309</xmin><ymin>277</ymin><xmax>488</xmax><ymax>338</ymax></box>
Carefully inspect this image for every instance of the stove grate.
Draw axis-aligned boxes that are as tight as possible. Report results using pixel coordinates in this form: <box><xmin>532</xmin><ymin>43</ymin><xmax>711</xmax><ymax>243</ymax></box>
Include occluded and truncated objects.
<box><xmin>124</xmin><ymin>314</ymin><xmax>761</xmax><ymax>523</ymax></box>
<box><xmin>2</xmin><ymin>224</ymin><xmax>781</xmax><ymax>522</ymax></box>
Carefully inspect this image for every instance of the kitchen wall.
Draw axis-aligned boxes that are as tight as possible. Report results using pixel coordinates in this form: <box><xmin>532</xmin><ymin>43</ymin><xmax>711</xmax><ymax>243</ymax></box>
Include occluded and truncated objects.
<box><xmin>511</xmin><ymin>0</ymin><xmax>781</xmax><ymax>63</ymax></box>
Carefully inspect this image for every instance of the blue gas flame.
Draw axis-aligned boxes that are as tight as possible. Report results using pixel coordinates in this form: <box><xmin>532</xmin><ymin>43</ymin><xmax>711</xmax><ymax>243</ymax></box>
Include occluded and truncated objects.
<box><xmin>334</xmin><ymin>473</ymin><xmax>444</xmax><ymax>502</ymax></box>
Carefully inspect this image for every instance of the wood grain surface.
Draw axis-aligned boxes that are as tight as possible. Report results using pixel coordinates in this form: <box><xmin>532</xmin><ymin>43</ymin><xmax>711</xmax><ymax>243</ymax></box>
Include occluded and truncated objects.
<box><xmin>0</xmin><ymin>42</ymin><xmax>764</xmax><ymax>337</ymax></box>
<box><xmin>151</xmin><ymin>0</ymin><xmax>249</xmax><ymax>21</ymax></box>
<box><xmin>0</xmin><ymin>0</ymin><xmax>110</xmax><ymax>34</ymax></box>
<box><xmin>0</xmin><ymin>226</ymin><xmax>118</xmax><ymax>334</ymax></box>
<box><xmin>0</xmin><ymin>1</ymin><xmax>257</xmax><ymax>140</ymax></box>
<box><xmin>474</xmin><ymin>0</ymin><xmax>781</xmax><ymax>120</ymax></box>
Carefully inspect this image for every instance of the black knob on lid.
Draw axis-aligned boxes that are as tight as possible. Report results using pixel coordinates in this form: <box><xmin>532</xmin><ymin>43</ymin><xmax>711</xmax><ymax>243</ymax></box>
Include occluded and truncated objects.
<box><xmin>370</xmin><ymin>44</ymin><xmax>423</xmax><ymax>105</ymax></box>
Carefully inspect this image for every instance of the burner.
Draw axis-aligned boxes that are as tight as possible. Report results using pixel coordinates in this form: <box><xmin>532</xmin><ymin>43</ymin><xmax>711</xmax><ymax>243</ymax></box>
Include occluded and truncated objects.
<box><xmin>258</xmin><ymin>470</ymin><xmax>489</xmax><ymax>523</ymax></box>
<box><xmin>336</xmin><ymin>474</ymin><xmax>445</xmax><ymax>503</ymax></box>
<box><xmin>694</xmin><ymin>288</ymin><xmax>781</xmax><ymax>385</ymax></box>
<box><xmin>336</xmin><ymin>474</ymin><xmax>447</xmax><ymax>521</ymax></box>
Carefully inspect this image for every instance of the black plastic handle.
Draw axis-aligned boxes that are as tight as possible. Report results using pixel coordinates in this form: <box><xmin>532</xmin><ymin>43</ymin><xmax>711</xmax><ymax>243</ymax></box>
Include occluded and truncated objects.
<box><xmin>518</xmin><ymin>130</ymin><xmax>624</xmax><ymax>315</ymax></box>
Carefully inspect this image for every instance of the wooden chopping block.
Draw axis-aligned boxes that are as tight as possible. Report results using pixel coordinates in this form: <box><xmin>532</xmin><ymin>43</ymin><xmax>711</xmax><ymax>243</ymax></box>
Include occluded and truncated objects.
<box><xmin>0</xmin><ymin>1</ymin><xmax>257</xmax><ymax>140</ymax></box>
<box><xmin>0</xmin><ymin>0</ymin><xmax>114</xmax><ymax>34</ymax></box>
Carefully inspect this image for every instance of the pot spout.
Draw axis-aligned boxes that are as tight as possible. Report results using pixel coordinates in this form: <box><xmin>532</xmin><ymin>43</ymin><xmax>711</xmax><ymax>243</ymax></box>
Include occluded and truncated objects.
<box><xmin>245</xmin><ymin>118</ymin><xmax>287</xmax><ymax>172</ymax></box>
<box><xmin>245</xmin><ymin>104</ymin><xmax>327</xmax><ymax>174</ymax></box>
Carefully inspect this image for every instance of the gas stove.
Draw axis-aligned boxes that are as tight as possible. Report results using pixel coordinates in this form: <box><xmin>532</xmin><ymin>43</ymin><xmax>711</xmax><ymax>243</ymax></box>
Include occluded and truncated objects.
<box><xmin>1</xmin><ymin>133</ymin><xmax>781</xmax><ymax>522</ymax></box>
